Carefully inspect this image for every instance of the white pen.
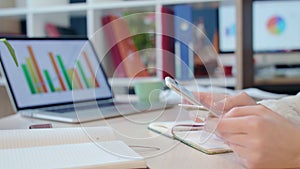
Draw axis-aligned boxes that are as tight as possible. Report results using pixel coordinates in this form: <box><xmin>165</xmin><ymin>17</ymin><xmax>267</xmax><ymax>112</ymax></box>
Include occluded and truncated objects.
<box><xmin>177</xmin><ymin>104</ymin><xmax>208</xmax><ymax>110</ymax></box>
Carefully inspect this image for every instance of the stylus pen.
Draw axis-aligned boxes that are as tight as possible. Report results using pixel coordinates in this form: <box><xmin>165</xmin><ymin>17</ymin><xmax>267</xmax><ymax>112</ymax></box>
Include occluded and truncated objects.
<box><xmin>178</xmin><ymin>104</ymin><xmax>208</xmax><ymax>110</ymax></box>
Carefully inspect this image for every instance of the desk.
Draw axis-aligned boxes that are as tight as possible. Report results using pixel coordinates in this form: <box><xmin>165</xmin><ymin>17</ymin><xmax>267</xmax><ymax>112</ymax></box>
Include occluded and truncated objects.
<box><xmin>0</xmin><ymin>96</ymin><xmax>245</xmax><ymax>169</ymax></box>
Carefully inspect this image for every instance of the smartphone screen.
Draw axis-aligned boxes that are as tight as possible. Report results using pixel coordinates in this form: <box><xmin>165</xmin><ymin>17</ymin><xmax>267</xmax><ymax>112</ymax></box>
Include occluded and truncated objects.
<box><xmin>165</xmin><ymin>77</ymin><xmax>221</xmax><ymax>117</ymax></box>
<box><xmin>165</xmin><ymin>78</ymin><xmax>200</xmax><ymax>105</ymax></box>
<box><xmin>165</xmin><ymin>77</ymin><xmax>201</xmax><ymax>104</ymax></box>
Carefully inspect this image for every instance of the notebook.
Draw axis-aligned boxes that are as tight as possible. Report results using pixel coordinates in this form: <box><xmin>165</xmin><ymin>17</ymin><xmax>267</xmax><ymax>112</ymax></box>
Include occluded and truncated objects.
<box><xmin>0</xmin><ymin>127</ymin><xmax>147</xmax><ymax>169</ymax></box>
<box><xmin>148</xmin><ymin>120</ymin><xmax>232</xmax><ymax>155</ymax></box>
<box><xmin>0</xmin><ymin>38</ymin><xmax>171</xmax><ymax>123</ymax></box>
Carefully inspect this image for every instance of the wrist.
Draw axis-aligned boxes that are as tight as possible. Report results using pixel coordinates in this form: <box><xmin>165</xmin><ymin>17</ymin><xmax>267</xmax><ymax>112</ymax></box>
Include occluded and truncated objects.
<box><xmin>292</xmin><ymin>127</ymin><xmax>300</xmax><ymax>167</ymax></box>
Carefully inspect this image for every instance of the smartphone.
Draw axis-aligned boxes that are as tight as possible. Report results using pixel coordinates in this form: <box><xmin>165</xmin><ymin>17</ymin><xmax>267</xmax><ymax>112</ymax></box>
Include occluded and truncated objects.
<box><xmin>165</xmin><ymin>77</ymin><xmax>201</xmax><ymax>105</ymax></box>
<box><xmin>165</xmin><ymin>77</ymin><xmax>221</xmax><ymax>117</ymax></box>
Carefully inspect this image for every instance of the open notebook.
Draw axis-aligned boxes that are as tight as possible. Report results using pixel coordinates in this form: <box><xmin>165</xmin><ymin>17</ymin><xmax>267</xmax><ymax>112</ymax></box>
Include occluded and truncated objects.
<box><xmin>0</xmin><ymin>127</ymin><xmax>147</xmax><ymax>169</ymax></box>
<box><xmin>148</xmin><ymin>121</ymin><xmax>232</xmax><ymax>155</ymax></box>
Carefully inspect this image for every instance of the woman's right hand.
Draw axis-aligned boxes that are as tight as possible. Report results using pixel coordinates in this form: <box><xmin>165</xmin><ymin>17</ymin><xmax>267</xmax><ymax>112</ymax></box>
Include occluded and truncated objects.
<box><xmin>191</xmin><ymin>92</ymin><xmax>257</xmax><ymax>113</ymax></box>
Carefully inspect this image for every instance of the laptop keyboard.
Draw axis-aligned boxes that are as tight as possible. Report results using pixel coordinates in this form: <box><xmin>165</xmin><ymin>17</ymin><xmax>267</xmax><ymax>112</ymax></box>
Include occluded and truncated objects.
<box><xmin>43</xmin><ymin>102</ymin><xmax>117</xmax><ymax>113</ymax></box>
<box><xmin>42</xmin><ymin>101</ymin><xmax>170</xmax><ymax>115</ymax></box>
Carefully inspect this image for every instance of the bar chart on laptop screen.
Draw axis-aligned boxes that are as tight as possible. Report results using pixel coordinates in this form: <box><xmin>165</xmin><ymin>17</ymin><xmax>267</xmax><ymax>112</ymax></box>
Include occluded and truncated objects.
<box><xmin>21</xmin><ymin>45</ymin><xmax>100</xmax><ymax>95</ymax></box>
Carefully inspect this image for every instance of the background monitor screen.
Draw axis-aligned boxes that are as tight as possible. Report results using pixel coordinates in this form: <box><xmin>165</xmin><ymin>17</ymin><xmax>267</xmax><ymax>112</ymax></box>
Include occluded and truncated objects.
<box><xmin>218</xmin><ymin>0</ymin><xmax>300</xmax><ymax>53</ymax></box>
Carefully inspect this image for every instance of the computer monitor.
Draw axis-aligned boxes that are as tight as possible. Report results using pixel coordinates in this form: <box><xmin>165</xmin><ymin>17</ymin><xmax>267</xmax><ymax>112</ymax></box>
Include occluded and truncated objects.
<box><xmin>218</xmin><ymin>0</ymin><xmax>300</xmax><ymax>53</ymax></box>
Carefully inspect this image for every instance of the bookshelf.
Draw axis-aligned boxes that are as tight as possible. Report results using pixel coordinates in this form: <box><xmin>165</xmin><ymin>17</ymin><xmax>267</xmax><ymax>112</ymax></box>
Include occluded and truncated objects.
<box><xmin>0</xmin><ymin>0</ymin><xmax>258</xmax><ymax>93</ymax></box>
<box><xmin>0</xmin><ymin>0</ymin><xmax>222</xmax><ymax>36</ymax></box>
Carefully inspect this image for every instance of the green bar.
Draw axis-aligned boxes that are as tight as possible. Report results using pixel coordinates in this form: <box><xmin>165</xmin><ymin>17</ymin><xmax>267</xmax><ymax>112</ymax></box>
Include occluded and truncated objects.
<box><xmin>67</xmin><ymin>69</ymin><xmax>73</xmax><ymax>90</ymax></box>
<box><xmin>88</xmin><ymin>77</ymin><xmax>95</xmax><ymax>88</ymax></box>
<box><xmin>21</xmin><ymin>64</ymin><xmax>36</xmax><ymax>94</ymax></box>
<box><xmin>25</xmin><ymin>58</ymin><xmax>42</xmax><ymax>93</ymax></box>
<box><xmin>76</xmin><ymin>61</ymin><xmax>89</xmax><ymax>88</ymax></box>
<box><xmin>67</xmin><ymin>69</ymin><xmax>78</xmax><ymax>90</ymax></box>
<box><xmin>44</xmin><ymin>70</ymin><xmax>55</xmax><ymax>92</ymax></box>
<box><xmin>56</xmin><ymin>55</ymin><xmax>72</xmax><ymax>90</ymax></box>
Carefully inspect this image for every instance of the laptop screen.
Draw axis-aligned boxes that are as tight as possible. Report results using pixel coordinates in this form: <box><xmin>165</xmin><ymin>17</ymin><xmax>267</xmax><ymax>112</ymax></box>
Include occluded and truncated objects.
<box><xmin>218</xmin><ymin>0</ymin><xmax>300</xmax><ymax>53</ymax></box>
<box><xmin>0</xmin><ymin>38</ymin><xmax>113</xmax><ymax>110</ymax></box>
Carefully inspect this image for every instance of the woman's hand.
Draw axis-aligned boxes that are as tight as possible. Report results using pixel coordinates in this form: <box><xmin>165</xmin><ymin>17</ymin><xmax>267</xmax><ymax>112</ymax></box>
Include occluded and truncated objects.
<box><xmin>217</xmin><ymin>105</ymin><xmax>300</xmax><ymax>169</ymax></box>
<box><xmin>191</xmin><ymin>92</ymin><xmax>257</xmax><ymax>112</ymax></box>
<box><xmin>188</xmin><ymin>92</ymin><xmax>300</xmax><ymax>168</ymax></box>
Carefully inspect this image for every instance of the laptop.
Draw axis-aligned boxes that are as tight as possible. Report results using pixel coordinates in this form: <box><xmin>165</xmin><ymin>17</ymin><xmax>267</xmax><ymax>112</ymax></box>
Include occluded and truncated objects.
<box><xmin>0</xmin><ymin>38</ymin><xmax>171</xmax><ymax>123</ymax></box>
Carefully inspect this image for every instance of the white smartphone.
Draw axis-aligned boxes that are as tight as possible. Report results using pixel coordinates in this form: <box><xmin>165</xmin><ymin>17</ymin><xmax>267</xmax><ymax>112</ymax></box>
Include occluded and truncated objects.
<box><xmin>165</xmin><ymin>77</ymin><xmax>201</xmax><ymax>105</ymax></box>
<box><xmin>165</xmin><ymin>77</ymin><xmax>221</xmax><ymax>117</ymax></box>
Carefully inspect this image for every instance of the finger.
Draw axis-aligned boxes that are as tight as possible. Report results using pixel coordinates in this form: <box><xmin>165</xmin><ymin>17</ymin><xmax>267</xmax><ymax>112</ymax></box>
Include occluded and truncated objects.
<box><xmin>215</xmin><ymin>92</ymin><xmax>257</xmax><ymax>111</ymax></box>
<box><xmin>193</xmin><ymin>92</ymin><xmax>229</xmax><ymax>105</ymax></box>
<box><xmin>220</xmin><ymin>133</ymin><xmax>250</xmax><ymax>147</ymax></box>
<box><xmin>193</xmin><ymin>92</ymin><xmax>230</xmax><ymax>114</ymax></box>
<box><xmin>228</xmin><ymin>92</ymin><xmax>256</xmax><ymax>106</ymax></box>
<box><xmin>217</xmin><ymin>116</ymin><xmax>255</xmax><ymax>134</ymax></box>
<box><xmin>193</xmin><ymin>92</ymin><xmax>255</xmax><ymax>113</ymax></box>
<box><xmin>224</xmin><ymin>105</ymin><xmax>265</xmax><ymax>118</ymax></box>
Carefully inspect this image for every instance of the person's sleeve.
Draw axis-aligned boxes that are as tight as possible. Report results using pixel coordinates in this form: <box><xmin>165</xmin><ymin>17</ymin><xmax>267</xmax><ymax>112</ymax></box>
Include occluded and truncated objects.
<box><xmin>258</xmin><ymin>92</ymin><xmax>300</xmax><ymax>126</ymax></box>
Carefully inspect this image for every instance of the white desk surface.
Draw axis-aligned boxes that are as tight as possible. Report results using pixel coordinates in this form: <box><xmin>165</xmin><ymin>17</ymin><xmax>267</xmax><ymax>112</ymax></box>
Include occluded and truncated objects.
<box><xmin>0</xmin><ymin>95</ymin><xmax>245</xmax><ymax>169</ymax></box>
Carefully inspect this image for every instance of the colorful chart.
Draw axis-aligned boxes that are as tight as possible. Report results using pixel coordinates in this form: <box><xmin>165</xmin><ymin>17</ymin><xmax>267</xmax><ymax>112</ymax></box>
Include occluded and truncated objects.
<box><xmin>21</xmin><ymin>46</ymin><xmax>100</xmax><ymax>94</ymax></box>
<box><xmin>266</xmin><ymin>16</ymin><xmax>286</xmax><ymax>35</ymax></box>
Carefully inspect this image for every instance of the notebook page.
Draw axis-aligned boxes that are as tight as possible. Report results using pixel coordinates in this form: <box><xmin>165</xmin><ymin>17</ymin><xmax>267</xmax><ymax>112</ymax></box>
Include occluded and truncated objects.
<box><xmin>176</xmin><ymin>130</ymin><xmax>230</xmax><ymax>150</ymax></box>
<box><xmin>148</xmin><ymin>121</ymin><xmax>231</xmax><ymax>154</ymax></box>
<box><xmin>0</xmin><ymin>141</ymin><xmax>147</xmax><ymax>169</ymax></box>
<box><xmin>0</xmin><ymin>126</ymin><xmax>115</xmax><ymax>149</ymax></box>
<box><xmin>148</xmin><ymin>120</ymin><xmax>201</xmax><ymax>137</ymax></box>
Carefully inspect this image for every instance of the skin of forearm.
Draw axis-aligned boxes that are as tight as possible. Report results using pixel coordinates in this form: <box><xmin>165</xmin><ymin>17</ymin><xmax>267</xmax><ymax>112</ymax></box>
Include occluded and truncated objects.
<box><xmin>290</xmin><ymin>126</ymin><xmax>300</xmax><ymax>168</ymax></box>
<box><xmin>296</xmin><ymin>127</ymin><xmax>300</xmax><ymax>167</ymax></box>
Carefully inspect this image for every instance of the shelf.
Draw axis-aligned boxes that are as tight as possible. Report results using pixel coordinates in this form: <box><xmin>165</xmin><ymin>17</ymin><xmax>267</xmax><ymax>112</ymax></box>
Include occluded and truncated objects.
<box><xmin>31</xmin><ymin>4</ymin><xmax>87</xmax><ymax>15</ymax></box>
<box><xmin>91</xmin><ymin>1</ymin><xmax>156</xmax><ymax>10</ymax></box>
<box><xmin>159</xmin><ymin>0</ymin><xmax>221</xmax><ymax>5</ymax></box>
<box><xmin>0</xmin><ymin>0</ymin><xmax>260</xmax><ymax>91</ymax></box>
<box><xmin>254</xmin><ymin>52</ymin><xmax>300</xmax><ymax>67</ymax></box>
<box><xmin>181</xmin><ymin>77</ymin><xmax>235</xmax><ymax>87</ymax></box>
<box><xmin>0</xmin><ymin>8</ymin><xmax>27</xmax><ymax>17</ymax></box>
<box><xmin>255</xmin><ymin>77</ymin><xmax>300</xmax><ymax>86</ymax></box>
<box><xmin>0</xmin><ymin>0</ymin><xmax>222</xmax><ymax>15</ymax></box>
<box><xmin>0</xmin><ymin>0</ymin><xmax>295</xmax><ymax>94</ymax></box>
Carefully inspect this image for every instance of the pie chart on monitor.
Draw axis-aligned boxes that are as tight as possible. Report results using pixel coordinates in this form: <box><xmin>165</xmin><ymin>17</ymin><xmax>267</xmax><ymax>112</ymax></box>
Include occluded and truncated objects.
<box><xmin>267</xmin><ymin>16</ymin><xmax>286</xmax><ymax>35</ymax></box>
